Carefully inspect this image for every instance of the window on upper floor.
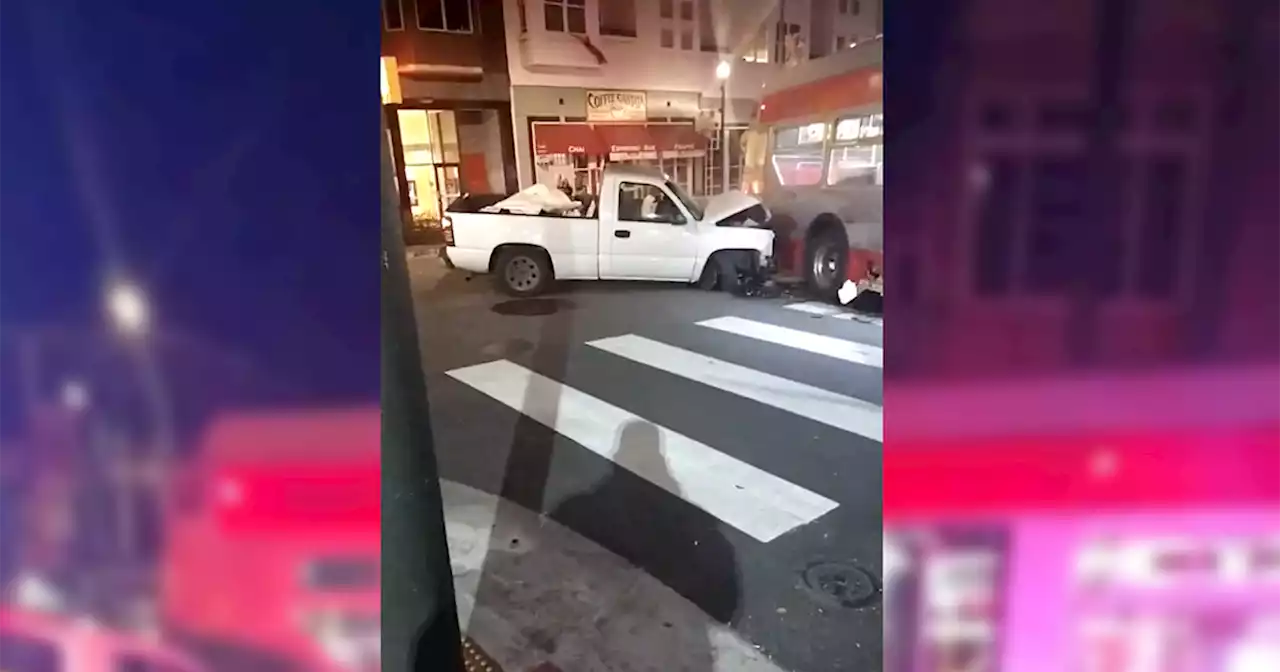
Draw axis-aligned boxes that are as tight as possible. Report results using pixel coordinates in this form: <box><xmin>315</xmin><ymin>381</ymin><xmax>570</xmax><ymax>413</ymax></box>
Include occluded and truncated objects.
<box><xmin>697</xmin><ymin>0</ymin><xmax>723</xmax><ymax>52</ymax></box>
<box><xmin>659</xmin><ymin>0</ymin><xmax>697</xmax><ymax>50</ymax></box>
<box><xmin>384</xmin><ymin>0</ymin><xmax>405</xmax><ymax>31</ymax></box>
<box><xmin>545</xmin><ymin>0</ymin><xmax>587</xmax><ymax>34</ymax></box>
<box><xmin>600</xmin><ymin>0</ymin><xmax>637</xmax><ymax>37</ymax></box>
<box><xmin>838</xmin><ymin>0</ymin><xmax>864</xmax><ymax>14</ymax></box>
<box><xmin>517</xmin><ymin>0</ymin><xmax>527</xmax><ymax>32</ymax></box>
<box><xmin>774</xmin><ymin>22</ymin><xmax>801</xmax><ymax>62</ymax></box>
<box><xmin>741</xmin><ymin>24</ymin><xmax>770</xmax><ymax>63</ymax></box>
<box><xmin>970</xmin><ymin>146</ymin><xmax>1194</xmax><ymax>301</ymax></box>
<box><xmin>416</xmin><ymin>0</ymin><xmax>473</xmax><ymax>33</ymax></box>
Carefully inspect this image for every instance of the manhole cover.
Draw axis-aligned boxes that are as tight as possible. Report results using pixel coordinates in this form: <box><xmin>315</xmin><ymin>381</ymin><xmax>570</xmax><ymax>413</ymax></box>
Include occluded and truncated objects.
<box><xmin>800</xmin><ymin>561</ymin><xmax>880</xmax><ymax>609</ymax></box>
<box><xmin>491</xmin><ymin>298</ymin><xmax>572</xmax><ymax>316</ymax></box>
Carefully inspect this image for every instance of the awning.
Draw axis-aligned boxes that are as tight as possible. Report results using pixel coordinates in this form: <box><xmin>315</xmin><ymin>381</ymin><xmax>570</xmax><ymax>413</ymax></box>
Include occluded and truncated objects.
<box><xmin>649</xmin><ymin>124</ymin><xmax>708</xmax><ymax>157</ymax></box>
<box><xmin>532</xmin><ymin>123</ymin><xmax>605</xmax><ymax>156</ymax></box>
<box><xmin>595</xmin><ymin>124</ymin><xmax>657</xmax><ymax>159</ymax></box>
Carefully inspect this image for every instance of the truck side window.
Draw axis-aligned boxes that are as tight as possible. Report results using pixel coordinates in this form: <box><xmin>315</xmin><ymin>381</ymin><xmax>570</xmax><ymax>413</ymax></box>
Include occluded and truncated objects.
<box><xmin>617</xmin><ymin>182</ymin><xmax>682</xmax><ymax>224</ymax></box>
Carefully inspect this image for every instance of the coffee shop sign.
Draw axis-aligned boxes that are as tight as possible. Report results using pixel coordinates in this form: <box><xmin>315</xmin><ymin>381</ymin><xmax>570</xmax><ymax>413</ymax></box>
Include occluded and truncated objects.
<box><xmin>586</xmin><ymin>90</ymin><xmax>647</xmax><ymax>121</ymax></box>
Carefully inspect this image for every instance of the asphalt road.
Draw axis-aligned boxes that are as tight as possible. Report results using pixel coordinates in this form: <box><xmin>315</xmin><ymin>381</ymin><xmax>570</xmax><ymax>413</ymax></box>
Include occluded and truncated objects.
<box><xmin>411</xmin><ymin>257</ymin><xmax>884</xmax><ymax>672</ymax></box>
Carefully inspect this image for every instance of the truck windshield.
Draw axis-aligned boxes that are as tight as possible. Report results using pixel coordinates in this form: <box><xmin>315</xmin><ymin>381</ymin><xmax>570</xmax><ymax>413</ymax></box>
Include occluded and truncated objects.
<box><xmin>666</xmin><ymin>180</ymin><xmax>704</xmax><ymax>221</ymax></box>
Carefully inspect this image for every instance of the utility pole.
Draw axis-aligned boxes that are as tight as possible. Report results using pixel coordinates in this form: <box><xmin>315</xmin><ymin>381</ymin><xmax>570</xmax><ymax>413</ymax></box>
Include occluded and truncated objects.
<box><xmin>379</xmin><ymin>112</ymin><xmax>464</xmax><ymax>671</ymax></box>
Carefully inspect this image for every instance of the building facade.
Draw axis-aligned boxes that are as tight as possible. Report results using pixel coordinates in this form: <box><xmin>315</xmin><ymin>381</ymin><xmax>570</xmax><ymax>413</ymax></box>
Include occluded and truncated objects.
<box><xmin>891</xmin><ymin>0</ymin><xmax>1279</xmax><ymax>377</ymax></box>
<box><xmin>382</xmin><ymin>0</ymin><xmax>519</xmax><ymax>241</ymax></box>
<box><xmin>501</xmin><ymin>0</ymin><xmax>870</xmax><ymax>196</ymax></box>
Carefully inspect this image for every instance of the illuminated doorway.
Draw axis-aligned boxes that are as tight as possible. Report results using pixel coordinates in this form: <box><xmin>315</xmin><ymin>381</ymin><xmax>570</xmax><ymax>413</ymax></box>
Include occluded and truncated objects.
<box><xmin>396</xmin><ymin>109</ymin><xmax>462</xmax><ymax>231</ymax></box>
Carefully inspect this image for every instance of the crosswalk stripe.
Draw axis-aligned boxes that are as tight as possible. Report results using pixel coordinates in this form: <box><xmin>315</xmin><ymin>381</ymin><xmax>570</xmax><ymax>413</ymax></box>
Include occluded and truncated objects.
<box><xmin>783</xmin><ymin>301</ymin><xmax>844</xmax><ymax>316</ymax></box>
<box><xmin>696</xmin><ymin>316</ymin><xmax>884</xmax><ymax>368</ymax></box>
<box><xmin>588</xmin><ymin>334</ymin><xmax>883</xmax><ymax>441</ymax></box>
<box><xmin>446</xmin><ymin>359</ymin><xmax>839</xmax><ymax>543</ymax></box>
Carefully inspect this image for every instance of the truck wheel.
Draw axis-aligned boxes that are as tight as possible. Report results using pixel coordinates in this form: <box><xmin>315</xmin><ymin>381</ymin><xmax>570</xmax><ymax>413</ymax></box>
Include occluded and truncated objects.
<box><xmin>495</xmin><ymin>247</ymin><xmax>552</xmax><ymax>297</ymax></box>
<box><xmin>697</xmin><ymin>255</ymin><xmax>722</xmax><ymax>290</ymax></box>
<box><xmin>805</xmin><ymin>229</ymin><xmax>848</xmax><ymax>300</ymax></box>
<box><xmin>714</xmin><ymin>252</ymin><xmax>744</xmax><ymax>295</ymax></box>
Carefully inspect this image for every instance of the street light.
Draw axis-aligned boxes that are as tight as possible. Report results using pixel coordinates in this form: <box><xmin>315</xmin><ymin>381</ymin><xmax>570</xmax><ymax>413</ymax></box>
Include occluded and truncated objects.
<box><xmin>715</xmin><ymin>61</ymin><xmax>731</xmax><ymax>192</ymax></box>
<box><xmin>60</xmin><ymin>379</ymin><xmax>90</xmax><ymax>412</ymax></box>
<box><xmin>106</xmin><ymin>281</ymin><xmax>149</xmax><ymax>337</ymax></box>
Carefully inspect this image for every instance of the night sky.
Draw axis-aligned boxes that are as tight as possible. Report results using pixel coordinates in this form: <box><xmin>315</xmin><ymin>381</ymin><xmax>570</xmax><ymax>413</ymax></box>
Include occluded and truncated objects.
<box><xmin>1</xmin><ymin>0</ymin><xmax>382</xmax><ymax>417</ymax></box>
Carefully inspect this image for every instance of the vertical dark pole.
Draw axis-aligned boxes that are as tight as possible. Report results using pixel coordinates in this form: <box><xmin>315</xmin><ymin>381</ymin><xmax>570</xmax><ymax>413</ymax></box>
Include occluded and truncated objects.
<box><xmin>1182</xmin><ymin>0</ymin><xmax>1259</xmax><ymax>357</ymax></box>
<box><xmin>775</xmin><ymin>0</ymin><xmax>786</xmax><ymax>65</ymax></box>
<box><xmin>379</xmin><ymin>112</ymin><xmax>463</xmax><ymax>671</ymax></box>
<box><xmin>720</xmin><ymin>81</ymin><xmax>729</xmax><ymax>190</ymax></box>
<box><xmin>1066</xmin><ymin>0</ymin><xmax>1132</xmax><ymax>365</ymax></box>
<box><xmin>385</xmin><ymin>105</ymin><xmax>413</xmax><ymax>240</ymax></box>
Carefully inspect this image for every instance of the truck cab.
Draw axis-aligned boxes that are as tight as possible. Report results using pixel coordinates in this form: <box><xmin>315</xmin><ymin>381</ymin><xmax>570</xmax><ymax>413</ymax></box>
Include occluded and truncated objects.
<box><xmin>443</xmin><ymin>164</ymin><xmax>774</xmax><ymax>296</ymax></box>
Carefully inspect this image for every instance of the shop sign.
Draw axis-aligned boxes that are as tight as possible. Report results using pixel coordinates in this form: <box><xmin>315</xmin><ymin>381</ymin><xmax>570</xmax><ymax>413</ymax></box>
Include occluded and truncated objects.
<box><xmin>586</xmin><ymin>90</ymin><xmax>647</xmax><ymax>122</ymax></box>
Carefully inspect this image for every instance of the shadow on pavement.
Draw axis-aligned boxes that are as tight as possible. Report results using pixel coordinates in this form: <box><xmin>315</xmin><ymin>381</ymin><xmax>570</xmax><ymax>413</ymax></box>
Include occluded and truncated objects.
<box><xmin>550</xmin><ymin>421</ymin><xmax>742</xmax><ymax>661</ymax></box>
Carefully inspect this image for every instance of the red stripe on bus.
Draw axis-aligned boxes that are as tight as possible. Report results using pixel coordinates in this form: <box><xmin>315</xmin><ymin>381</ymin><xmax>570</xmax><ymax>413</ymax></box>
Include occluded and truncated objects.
<box><xmin>759</xmin><ymin>67</ymin><xmax>882</xmax><ymax>124</ymax></box>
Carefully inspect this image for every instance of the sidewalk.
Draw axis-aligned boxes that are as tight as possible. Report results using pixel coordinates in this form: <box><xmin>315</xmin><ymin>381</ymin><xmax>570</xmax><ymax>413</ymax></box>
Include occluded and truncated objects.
<box><xmin>442</xmin><ymin>481</ymin><xmax>789</xmax><ymax>672</ymax></box>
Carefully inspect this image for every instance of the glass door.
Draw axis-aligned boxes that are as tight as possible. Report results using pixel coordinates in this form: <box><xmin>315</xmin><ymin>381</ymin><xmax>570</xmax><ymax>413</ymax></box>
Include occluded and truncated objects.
<box><xmin>434</xmin><ymin>165</ymin><xmax>461</xmax><ymax>213</ymax></box>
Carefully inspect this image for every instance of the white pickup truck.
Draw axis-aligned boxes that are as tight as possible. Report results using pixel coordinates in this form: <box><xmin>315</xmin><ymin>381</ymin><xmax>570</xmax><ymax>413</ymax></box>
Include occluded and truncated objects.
<box><xmin>442</xmin><ymin>164</ymin><xmax>774</xmax><ymax>296</ymax></box>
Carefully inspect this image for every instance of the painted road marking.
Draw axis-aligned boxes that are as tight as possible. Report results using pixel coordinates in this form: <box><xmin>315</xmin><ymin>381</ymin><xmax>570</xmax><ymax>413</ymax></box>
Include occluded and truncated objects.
<box><xmin>588</xmin><ymin>335</ymin><xmax>883</xmax><ymax>441</ymax></box>
<box><xmin>696</xmin><ymin>316</ymin><xmax>884</xmax><ymax>368</ymax></box>
<box><xmin>446</xmin><ymin>360</ymin><xmax>839</xmax><ymax>543</ymax></box>
<box><xmin>783</xmin><ymin>301</ymin><xmax>845</xmax><ymax>316</ymax></box>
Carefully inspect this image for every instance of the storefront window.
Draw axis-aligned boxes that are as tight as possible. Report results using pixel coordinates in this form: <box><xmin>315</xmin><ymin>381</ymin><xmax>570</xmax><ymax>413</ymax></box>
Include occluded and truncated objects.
<box><xmin>397</xmin><ymin>109</ymin><xmax>461</xmax><ymax>226</ymax></box>
<box><xmin>886</xmin><ymin>525</ymin><xmax>1010</xmax><ymax>672</ymax></box>
<box><xmin>705</xmin><ymin>127</ymin><xmax>746</xmax><ymax>194</ymax></box>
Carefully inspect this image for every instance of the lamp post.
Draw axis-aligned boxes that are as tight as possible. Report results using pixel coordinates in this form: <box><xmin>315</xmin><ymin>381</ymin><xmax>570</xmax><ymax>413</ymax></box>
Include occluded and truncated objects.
<box><xmin>105</xmin><ymin>279</ymin><xmax>172</xmax><ymax>565</ymax></box>
<box><xmin>715</xmin><ymin>60</ymin><xmax>732</xmax><ymax>192</ymax></box>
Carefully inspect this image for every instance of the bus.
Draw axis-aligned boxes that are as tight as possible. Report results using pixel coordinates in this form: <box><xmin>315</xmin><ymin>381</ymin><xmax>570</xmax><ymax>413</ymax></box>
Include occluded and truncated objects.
<box><xmin>881</xmin><ymin>365</ymin><xmax>1280</xmax><ymax>672</ymax></box>
<box><xmin>742</xmin><ymin>42</ymin><xmax>884</xmax><ymax>303</ymax></box>
<box><xmin>161</xmin><ymin>407</ymin><xmax>379</xmax><ymax>672</ymax></box>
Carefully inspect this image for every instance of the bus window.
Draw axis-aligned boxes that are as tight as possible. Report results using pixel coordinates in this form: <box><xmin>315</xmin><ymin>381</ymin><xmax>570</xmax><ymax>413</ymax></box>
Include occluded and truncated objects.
<box><xmin>828</xmin><ymin>113</ymin><xmax>884</xmax><ymax>186</ymax></box>
<box><xmin>827</xmin><ymin>144</ymin><xmax>881</xmax><ymax>186</ymax></box>
<box><xmin>771</xmin><ymin>123</ymin><xmax>827</xmax><ymax>187</ymax></box>
<box><xmin>0</xmin><ymin>633</ymin><xmax>61</xmax><ymax>672</ymax></box>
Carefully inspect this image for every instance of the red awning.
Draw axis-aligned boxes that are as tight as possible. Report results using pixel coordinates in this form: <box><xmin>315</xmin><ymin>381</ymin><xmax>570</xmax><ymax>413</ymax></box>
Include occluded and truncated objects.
<box><xmin>649</xmin><ymin>124</ymin><xmax>708</xmax><ymax>155</ymax></box>
<box><xmin>532</xmin><ymin>123</ymin><xmax>605</xmax><ymax>156</ymax></box>
<box><xmin>594</xmin><ymin>124</ymin><xmax>656</xmax><ymax>156</ymax></box>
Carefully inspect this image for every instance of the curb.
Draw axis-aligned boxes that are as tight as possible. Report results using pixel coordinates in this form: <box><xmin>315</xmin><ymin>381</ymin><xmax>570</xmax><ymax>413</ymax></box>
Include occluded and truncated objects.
<box><xmin>442</xmin><ymin>480</ymin><xmax>788</xmax><ymax>672</ymax></box>
<box><xmin>407</xmin><ymin>244</ymin><xmax>444</xmax><ymax>259</ymax></box>
<box><xmin>463</xmin><ymin>637</ymin><xmax>504</xmax><ymax>671</ymax></box>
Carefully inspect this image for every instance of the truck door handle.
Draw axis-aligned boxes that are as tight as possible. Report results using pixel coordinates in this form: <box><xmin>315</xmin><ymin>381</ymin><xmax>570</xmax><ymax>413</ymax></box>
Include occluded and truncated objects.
<box><xmin>614</xmin><ymin>230</ymin><xmax>631</xmax><ymax>238</ymax></box>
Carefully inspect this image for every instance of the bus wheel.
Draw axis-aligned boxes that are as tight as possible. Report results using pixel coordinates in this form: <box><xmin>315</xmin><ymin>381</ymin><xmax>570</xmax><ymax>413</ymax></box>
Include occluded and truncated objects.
<box><xmin>806</xmin><ymin>230</ymin><xmax>848</xmax><ymax>300</ymax></box>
